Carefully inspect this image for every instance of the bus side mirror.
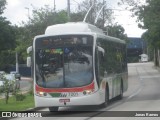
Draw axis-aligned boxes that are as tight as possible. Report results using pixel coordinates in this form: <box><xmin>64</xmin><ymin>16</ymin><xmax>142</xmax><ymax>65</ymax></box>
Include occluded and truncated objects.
<box><xmin>27</xmin><ymin>46</ymin><xmax>32</xmax><ymax>67</ymax></box>
<box><xmin>97</xmin><ymin>46</ymin><xmax>105</xmax><ymax>56</ymax></box>
<box><xmin>27</xmin><ymin>46</ymin><xmax>32</xmax><ymax>54</ymax></box>
<box><xmin>97</xmin><ymin>46</ymin><xmax>105</xmax><ymax>61</ymax></box>
<box><xmin>27</xmin><ymin>57</ymin><xmax>31</xmax><ymax>67</ymax></box>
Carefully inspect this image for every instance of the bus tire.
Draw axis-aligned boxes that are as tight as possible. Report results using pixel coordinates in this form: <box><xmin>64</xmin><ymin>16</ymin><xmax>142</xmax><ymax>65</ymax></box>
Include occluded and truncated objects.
<box><xmin>101</xmin><ymin>85</ymin><xmax>109</xmax><ymax>108</ymax></box>
<box><xmin>117</xmin><ymin>81</ymin><xmax>123</xmax><ymax>100</ymax></box>
<box><xmin>49</xmin><ymin>107</ymin><xmax>59</xmax><ymax>112</ymax></box>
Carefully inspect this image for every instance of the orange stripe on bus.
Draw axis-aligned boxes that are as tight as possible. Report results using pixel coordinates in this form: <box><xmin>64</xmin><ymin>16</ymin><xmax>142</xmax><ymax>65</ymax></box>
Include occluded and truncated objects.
<box><xmin>35</xmin><ymin>82</ymin><xmax>94</xmax><ymax>93</ymax></box>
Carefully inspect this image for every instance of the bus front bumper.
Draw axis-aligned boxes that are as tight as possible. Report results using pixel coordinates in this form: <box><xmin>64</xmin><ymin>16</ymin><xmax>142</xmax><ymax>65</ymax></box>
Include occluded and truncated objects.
<box><xmin>35</xmin><ymin>91</ymin><xmax>103</xmax><ymax>107</ymax></box>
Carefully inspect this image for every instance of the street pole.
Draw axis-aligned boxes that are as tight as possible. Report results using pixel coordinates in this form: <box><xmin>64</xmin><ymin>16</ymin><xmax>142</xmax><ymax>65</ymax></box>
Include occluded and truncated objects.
<box><xmin>142</xmin><ymin>40</ymin><xmax>144</xmax><ymax>54</ymax></box>
<box><xmin>54</xmin><ymin>0</ymin><xmax>56</xmax><ymax>11</ymax></box>
<box><xmin>16</xmin><ymin>52</ymin><xmax>19</xmax><ymax>73</ymax></box>
<box><xmin>67</xmin><ymin>0</ymin><xmax>71</xmax><ymax>21</ymax></box>
<box><xmin>102</xmin><ymin>0</ymin><xmax>105</xmax><ymax>28</ymax></box>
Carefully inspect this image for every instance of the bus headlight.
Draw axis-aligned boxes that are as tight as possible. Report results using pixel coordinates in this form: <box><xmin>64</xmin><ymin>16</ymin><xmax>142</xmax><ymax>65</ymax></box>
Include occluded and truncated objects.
<box><xmin>36</xmin><ymin>91</ymin><xmax>47</xmax><ymax>97</ymax></box>
<box><xmin>83</xmin><ymin>89</ymin><xmax>94</xmax><ymax>95</ymax></box>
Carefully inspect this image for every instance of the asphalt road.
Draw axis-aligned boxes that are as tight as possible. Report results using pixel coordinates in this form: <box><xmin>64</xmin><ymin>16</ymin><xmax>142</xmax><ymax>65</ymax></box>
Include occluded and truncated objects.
<box><xmin>7</xmin><ymin>62</ymin><xmax>160</xmax><ymax>120</ymax></box>
<box><xmin>19</xmin><ymin>77</ymin><xmax>32</xmax><ymax>92</ymax></box>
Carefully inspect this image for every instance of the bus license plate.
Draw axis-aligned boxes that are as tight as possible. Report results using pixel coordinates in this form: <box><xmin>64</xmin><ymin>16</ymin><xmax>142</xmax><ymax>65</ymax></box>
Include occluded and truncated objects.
<box><xmin>59</xmin><ymin>99</ymin><xmax>70</xmax><ymax>103</ymax></box>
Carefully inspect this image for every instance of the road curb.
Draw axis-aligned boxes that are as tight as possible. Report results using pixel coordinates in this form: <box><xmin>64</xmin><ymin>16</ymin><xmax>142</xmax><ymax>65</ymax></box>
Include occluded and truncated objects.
<box><xmin>21</xmin><ymin>77</ymin><xmax>33</xmax><ymax>81</ymax></box>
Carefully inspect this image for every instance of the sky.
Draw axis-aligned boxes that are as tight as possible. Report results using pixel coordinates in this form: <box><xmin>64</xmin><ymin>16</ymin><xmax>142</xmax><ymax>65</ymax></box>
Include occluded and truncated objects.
<box><xmin>2</xmin><ymin>0</ymin><xmax>146</xmax><ymax>37</ymax></box>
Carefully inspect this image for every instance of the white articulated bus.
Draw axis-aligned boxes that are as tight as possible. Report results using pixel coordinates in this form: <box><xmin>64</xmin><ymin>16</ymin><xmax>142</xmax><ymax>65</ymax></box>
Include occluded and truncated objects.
<box><xmin>27</xmin><ymin>22</ymin><xmax>128</xmax><ymax>112</ymax></box>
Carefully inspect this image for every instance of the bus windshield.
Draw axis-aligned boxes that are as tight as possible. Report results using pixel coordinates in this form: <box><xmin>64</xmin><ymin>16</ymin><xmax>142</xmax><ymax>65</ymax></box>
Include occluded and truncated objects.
<box><xmin>35</xmin><ymin>35</ymin><xmax>93</xmax><ymax>88</ymax></box>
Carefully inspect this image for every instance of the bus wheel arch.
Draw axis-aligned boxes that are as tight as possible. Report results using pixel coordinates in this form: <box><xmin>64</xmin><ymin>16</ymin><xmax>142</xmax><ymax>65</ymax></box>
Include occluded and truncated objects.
<box><xmin>118</xmin><ymin>79</ymin><xmax>123</xmax><ymax>100</ymax></box>
<box><xmin>101</xmin><ymin>82</ymin><xmax>109</xmax><ymax>108</ymax></box>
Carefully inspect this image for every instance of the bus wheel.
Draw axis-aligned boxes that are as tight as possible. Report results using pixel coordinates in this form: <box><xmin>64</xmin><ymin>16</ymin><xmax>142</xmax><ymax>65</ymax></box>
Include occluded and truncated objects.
<box><xmin>49</xmin><ymin>107</ymin><xmax>59</xmax><ymax>112</ymax></box>
<box><xmin>101</xmin><ymin>87</ymin><xmax>109</xmax><ymax>108</ymax></box>
<box><xmin>118</xmin><ymin>82</ymin><xmax>123</xmax><ymax>100</ymax></box>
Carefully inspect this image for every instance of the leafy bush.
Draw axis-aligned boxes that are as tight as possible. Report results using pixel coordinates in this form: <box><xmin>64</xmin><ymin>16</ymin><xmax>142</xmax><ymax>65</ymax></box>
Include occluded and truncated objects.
<box><xmin>0</xmin><ymin>73</ymin><xmax>18</xmax><ymax>104</ymax></box>
<box><xmin>15</xmin><ymin>94</ymin><xmax>26</xmax><ymax>101</ymax></box>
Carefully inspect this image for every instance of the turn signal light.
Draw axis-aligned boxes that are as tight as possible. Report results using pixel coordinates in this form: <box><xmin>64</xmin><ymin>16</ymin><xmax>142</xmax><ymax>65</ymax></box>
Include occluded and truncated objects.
<box><xmin>36</xmin><ymin>91</ymin><xmax>47</xmax><ymax>97</ymax></box>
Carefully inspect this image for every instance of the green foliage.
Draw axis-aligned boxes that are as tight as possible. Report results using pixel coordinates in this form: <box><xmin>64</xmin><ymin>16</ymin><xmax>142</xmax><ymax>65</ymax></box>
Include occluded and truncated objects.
<box><xmin>0</xmin><ymin>0</ymin><xmax>6</xmax><ymax>14</ymax></box>
<box><xmin>107</xmin><ymin>24</ymin><xmax>128</xmax><ymax>41</ymax></box>
<box><xmin>119</xmin><ymin>0</ymin><xmax>160</xmax><ymax>65</ymax></box>
<box><xmin>120</xmin><ymin>0</ymin><xmax>160</xmax><ymax>48</ymax></box>
<box><xmin>0</xmin><ymin>17</ymin><xmax>16</xmax><ymax>51</ymax></box>
<box><xmin>70</xmin><ymin>12</ymin><xmax>85</xmax><ymax>22</ymax></box>
<box><xmin>16</xmin><ymin>6</ymin><xmax>68</xmax><ymax>63</ymax></box>
<box><xmin>12</xmin><ymin>86</ymin><xmax>26</xmax><ymax>101</ymax></box>
<box><xmin>0</xmin><ymin>19</ymin><xmax>16</xmax><ymax>70</ymax></box>
<box><xmin>79</xmin><ymin>0</ymin><xmax>114</xmax><ymax>25</ymax></box>
<box><xmin>0</xmin><ymin>93</ymin><xmax>34</xmax><ymax>111</ymax></box>
<box><xmin>135</xmin><ymin>0</ymin><xmax>160</xmax><ymax>65</ymax></box>
<box><xmin>29</xmin><ymin>6</ymin><xmax>68</xmax><ymax>36</ymax></box>
<box><xmin>0</xmin><ymin>50</ymin><xmax>15</xmax><ymax>72</ymax></box>
<box><xmin>0</xmin><ymin>73</ymin><xmax>16</xmax><ymax>104</ymax></box>
<box><xmin>0</xmin><ymin>1</ymin><xmax>128</xmax><ymax>67</ymax></box>
<box><xmin>0</xmin><ymin>0</ymin><xmax>17</xmax><ymax>69</ymax></box>
<box><xmin>15</xmin><ymin>93</ymin><xmax>26</xmax><ymax>101</ymax></box>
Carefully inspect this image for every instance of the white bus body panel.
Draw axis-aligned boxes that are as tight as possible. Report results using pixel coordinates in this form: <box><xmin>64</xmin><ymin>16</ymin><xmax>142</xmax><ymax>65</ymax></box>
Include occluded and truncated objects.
<box><xmin>35</xmin><ymin>91</ymin><xmax>104</xmax><ymax>107</ymax></box>
<box><xmin>45</xmin><ymin>22</ymin><xmax>103</xmax><ymax>36</ymax></box>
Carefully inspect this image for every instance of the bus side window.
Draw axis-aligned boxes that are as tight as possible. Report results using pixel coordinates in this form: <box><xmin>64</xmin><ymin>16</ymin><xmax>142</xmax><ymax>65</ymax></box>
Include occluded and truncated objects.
<box><xmin>106</xmin><ymin>41</ymin><xmax>115</xmax><ymax>74</ymax></box>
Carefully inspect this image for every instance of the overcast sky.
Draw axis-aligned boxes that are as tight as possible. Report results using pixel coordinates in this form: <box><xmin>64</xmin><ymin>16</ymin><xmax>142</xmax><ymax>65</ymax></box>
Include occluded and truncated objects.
<box><xmin>3</xmin><ymin>0</ymin><xmax>146</xmax><ymax>37</ymax></box>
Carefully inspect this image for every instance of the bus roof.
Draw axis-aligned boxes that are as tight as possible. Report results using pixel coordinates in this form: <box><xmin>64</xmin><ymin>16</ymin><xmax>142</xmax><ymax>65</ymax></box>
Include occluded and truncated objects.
<box><xmin>39</xmin><ymin>22</ymin><xmax>126</xmax><ymax>44</ymax></box>
<box><xmin>45</xmin><ymin>22</ymin><xmax>104</xmax><ymax>35</ymax></box>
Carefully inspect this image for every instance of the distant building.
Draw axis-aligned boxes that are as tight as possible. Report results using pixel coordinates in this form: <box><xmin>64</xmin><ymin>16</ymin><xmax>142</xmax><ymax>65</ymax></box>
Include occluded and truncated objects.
<box><xmin>127</xmin><ymin>37</ymin><xmax>147</xmax><ymax>63</ymax></box>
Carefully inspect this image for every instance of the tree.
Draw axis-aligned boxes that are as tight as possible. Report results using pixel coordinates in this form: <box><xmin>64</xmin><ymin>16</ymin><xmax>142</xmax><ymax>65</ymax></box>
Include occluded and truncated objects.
<box><xmin>135</xmin><ymin>0</ymin><xmax>160</xmax><ymax>66</ymax></box>
<box><xmin>16</xmin><ymin>6</ymin><xmax>68</xmax><ymax>63</ymax></box>
<box><xmin>119</xmin><ymin>0</ymin><xmax>160</xmax><ymax>66</ymax></box>
<box><xmin>0</xmin><ymin>73</ymin><xmax>16</xmax><ymax>104</ymax></box>
<box><xmin>0</xmin><ymin>0</ymin><xmax>15</xmax><ymax>51</ymax></box>
<box><xmin>0</xmin><ymin>17</ymin><xmax>16</xmax><ymax>51</ymax></box>
<box><xmin>29</xmin><ymin>6</ymin><xmax>68</xmax><ymax>36</ymax></box>
<box><xmin>78</xmin><ymin>0</ymin><xmax>114</xmax><ymax>27</ymax></box>
<box><xmin>0</xmin><ymin>0</ymin><xmax>6</xmax><ymax>14</ymax></box>
<box><xmin>16</xmin><ymin>3</ymin><xmax>127</xmax><ymax>63</ymax></box>
<box><xmin>70</xmin><ymin>11</ymin><xmax>85</xmax><ymax>22</ymax></box>
<box><xmin>107</xmin><ymin>24</ymin><xmax>128</xmax><ymax>41</ymax></box>
<box><xmin>0</xmin><ymin>0</ymin><xmax>17</xmax><ymax>70</ymax></box>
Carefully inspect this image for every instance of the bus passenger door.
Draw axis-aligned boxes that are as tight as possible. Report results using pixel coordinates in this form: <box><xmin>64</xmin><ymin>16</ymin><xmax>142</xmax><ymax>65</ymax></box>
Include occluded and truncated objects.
<box><xmin>95</xmin><ymin>46</ymin><xmax>106</xmax><ymax>99</ymax></box>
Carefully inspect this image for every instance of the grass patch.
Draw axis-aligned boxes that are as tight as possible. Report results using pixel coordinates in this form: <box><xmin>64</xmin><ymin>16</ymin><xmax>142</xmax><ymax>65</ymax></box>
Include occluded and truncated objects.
<box><xmin>0</xmin><ymin>93</ymin><xmax>35</xmax><ymax>111</ymax></box>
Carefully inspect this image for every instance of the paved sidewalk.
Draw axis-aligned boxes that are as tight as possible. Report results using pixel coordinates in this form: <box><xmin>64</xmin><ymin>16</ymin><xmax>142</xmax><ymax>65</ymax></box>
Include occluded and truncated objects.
<box><xmin>152</xmin><ymin>63</ymin><xmax>160</xmax><ymax>73</ymax></box>
<box><xmin>21</xmin><ymin>77</ymin><xmax>32</xmax><ymax>81</ymax></box>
